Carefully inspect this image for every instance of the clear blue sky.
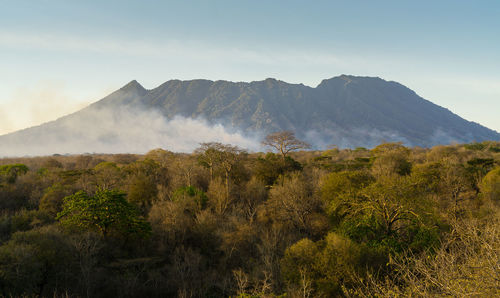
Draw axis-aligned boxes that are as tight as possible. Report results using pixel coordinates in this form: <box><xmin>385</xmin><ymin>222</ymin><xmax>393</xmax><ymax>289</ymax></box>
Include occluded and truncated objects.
<box><xmin>1</xmin><ymin>0</ymin><xmax>499</xmax><ymax>134</ymax></box>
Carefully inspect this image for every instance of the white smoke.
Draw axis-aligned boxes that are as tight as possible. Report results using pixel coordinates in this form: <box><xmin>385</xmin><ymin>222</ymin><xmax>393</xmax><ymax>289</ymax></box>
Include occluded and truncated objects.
<box><xmin>0</xmin><ymin>106</ymin><xmax>261</xmax><ymax>157</ymax></box>
<box><xmin>0</xmin><ymin>99</ymin><xmax>480</xmax><ymax>157</ymax></box>
<box><xmin>302</xmin><ymin>126</ymin><xmax>414</xmax><ymax>150</ymax></box>
<box><xmin>429</xmin><ymin>127</ymin><xmax>471</xmax><ymax>146</ymax></box>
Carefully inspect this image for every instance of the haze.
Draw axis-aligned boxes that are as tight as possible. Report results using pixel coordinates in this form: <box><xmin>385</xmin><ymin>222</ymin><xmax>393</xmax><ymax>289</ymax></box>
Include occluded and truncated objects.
<box><xmin>1</xmin><ymin>0</ymin><xmax>499</xmax><ymax>137</ymax></box>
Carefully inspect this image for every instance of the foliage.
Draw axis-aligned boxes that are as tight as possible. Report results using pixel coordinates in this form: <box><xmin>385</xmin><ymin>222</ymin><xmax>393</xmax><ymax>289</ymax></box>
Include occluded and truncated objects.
<box><xmin>56</xmin><ymin>189</ymin><xmax>151</xmax><ymax>239</ymax></box>
<box><xmin>254</xmin><ymin>153</ymin><xmax>302</xmax><ymax>185</ymax></box>
<box><xmin>127</xmin><ymin>174</ymin><xmax>158</xmax><ymax>210</ymax></box>
<box><xmin>347</xmin><ymin>213</ymin><xmax>500</xmax><ymax>297</ymax></box>
<box><xmin>0</xmin><ymin>226</ymin><xmax>76</xmax><ymax>297</ymax></box>
<box><xmin>464</xmin><ymin>142</ymin><xmax>487</xmax><ymax>151</ymax></box>
<box><xmin>371</xmin><ymin>142</ymin><xmax>412</xmax><ymax>177</ymax></box>
<box><xmin>281</xmin><ymin>233</ymin><xmax>365</xmax><ymax>296</ymax></box>
<box><xmin>481</xmin><ymin>167</ymin><xmax>500</xmax><ymax>203</ymax></box>
<box><xmin>172</xmin><ymin>185</ymin><xmax>208</xmax><ymax>211</ymax></box>
<box><xmin>39</xmin><ymin>183</ymin><xmax>73</xmax><ymax>216</ymax></box>
<box><xmin>0</xmin><ymin>164</ymin><xmax>29</xmax><ymax>185</ymax></box>
<box><xmin>0</xmin><ymin>141</ymin><xmax>498</xmax><ymax>296</ymax></box>
<box><xmin>321</xmin><ymin>170</ymin><xmax>374</xmax><ymax>222</ymax></box>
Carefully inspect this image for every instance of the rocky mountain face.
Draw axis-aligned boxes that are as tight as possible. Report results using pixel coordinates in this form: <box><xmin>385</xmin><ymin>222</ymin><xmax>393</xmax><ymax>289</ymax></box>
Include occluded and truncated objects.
<box><xmin>1</xmin><ymin>75</ymin><xmax>498</xmax><ymax>156</ymax></box>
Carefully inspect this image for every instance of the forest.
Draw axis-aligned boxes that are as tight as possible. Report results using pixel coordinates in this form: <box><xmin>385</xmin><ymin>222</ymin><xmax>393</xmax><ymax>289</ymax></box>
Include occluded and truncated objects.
<box><xmin>0</xmin><ymin>135</ymin><xmax>499</xmax><ymax>297</ymax></box>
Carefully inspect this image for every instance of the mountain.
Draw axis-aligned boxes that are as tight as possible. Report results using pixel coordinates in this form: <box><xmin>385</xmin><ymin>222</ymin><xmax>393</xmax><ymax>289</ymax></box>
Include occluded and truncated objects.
<box><xmin>1</xmin><ymin>75</ymin><xmax>499</xmax><ymax>156</ymax></box>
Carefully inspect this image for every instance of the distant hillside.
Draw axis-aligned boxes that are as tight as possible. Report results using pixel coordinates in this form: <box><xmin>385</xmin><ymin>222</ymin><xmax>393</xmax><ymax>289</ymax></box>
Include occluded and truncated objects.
<box><xmin>1</xmin><ymin>75</ymin><xmax>498</xmax><ymax>156</ymax></box>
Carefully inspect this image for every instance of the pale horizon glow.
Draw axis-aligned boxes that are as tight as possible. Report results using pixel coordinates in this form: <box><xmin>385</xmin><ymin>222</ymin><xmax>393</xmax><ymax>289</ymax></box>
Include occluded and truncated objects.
<box><xmin>1</xmin><ymin>0</ymin><xmax>499</xmax><ymax>135</ymax></box>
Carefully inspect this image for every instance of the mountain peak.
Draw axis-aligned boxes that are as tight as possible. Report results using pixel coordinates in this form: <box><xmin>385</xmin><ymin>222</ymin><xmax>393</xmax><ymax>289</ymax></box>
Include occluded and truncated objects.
<box><xmin>316</xmin><ymin>75</ymin><xmax>385</xmax><ymax>88</ymax></box>
<box><xmin>120</xmin><ymin>80</ymin><xmax>147</xmax><ymax>94</ymax></box>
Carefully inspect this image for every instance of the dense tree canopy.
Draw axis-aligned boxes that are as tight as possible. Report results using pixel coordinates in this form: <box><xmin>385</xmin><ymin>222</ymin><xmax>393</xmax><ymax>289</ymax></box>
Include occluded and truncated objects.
<box><xmin>56</xmin><ymin>189</ymin><xmax>151</xmax><ymax>239</ymax></box>
<box><xmin>0</xmin><ymin>164</ymin><xmax>28</xmax><ymax>185</ymax></box>
<box><xmin>0</xmin><ymin>140</ymin><xmax>498</xmax><ymax>296</ymax></box>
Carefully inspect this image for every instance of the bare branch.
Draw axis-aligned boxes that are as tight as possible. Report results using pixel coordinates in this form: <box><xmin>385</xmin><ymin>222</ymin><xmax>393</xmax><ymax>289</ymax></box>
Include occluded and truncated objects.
<box><xmin>262</xmin><ymin>130</ymin><xmax>310</xmax><ymax>160</ymax></box>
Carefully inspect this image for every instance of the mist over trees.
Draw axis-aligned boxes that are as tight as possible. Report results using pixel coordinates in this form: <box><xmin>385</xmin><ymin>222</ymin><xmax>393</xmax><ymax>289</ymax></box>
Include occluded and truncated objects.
<box><xmin>0</xmin><ymin>138</ymin><xmax>499</xmax><ymax>297</ymax></box>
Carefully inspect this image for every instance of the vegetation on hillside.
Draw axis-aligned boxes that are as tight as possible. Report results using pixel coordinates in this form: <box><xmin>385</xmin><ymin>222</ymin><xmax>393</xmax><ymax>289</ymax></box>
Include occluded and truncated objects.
<box><xmin>0</xmin><ymin>138</ymin><xmax>499</xmax><ymax>297</ymax></box>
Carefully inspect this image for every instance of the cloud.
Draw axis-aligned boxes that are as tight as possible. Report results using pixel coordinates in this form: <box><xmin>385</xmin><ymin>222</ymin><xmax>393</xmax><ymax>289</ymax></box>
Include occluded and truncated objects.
<box><xmin>0</xmin><ymin>30</ymin><xmax>351</xmax><ymax>71</ymax></box>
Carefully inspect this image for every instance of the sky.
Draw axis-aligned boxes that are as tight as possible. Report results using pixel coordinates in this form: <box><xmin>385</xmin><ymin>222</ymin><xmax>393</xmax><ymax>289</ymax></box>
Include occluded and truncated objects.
<box><xmin>1</xmin><ymin>0</ymin><xmax>499</xmax><ymax>135</ymax></box>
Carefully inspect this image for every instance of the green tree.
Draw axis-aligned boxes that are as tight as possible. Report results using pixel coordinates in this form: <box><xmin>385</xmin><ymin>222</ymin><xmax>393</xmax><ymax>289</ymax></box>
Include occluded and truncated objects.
<box><xmin>39</xmin><ymin>184</ymin><xmax>73</xmax><ymax>216</ymax></box>
<box><xmin>481</xmin><ymin>167</ymin><xmax>500</xmax><ymax>204</ymax></box>
<box><xmin>172</xmin><ymin>185</ymin><xmax>208</xmax><ymax>214</ymax></box>
<box><xmin>321</xmin><ymin>170</ymin><xmax>374</xmax><ymax>223</ymax></box>
<box><xmin>0</xmin><ymin>226</ymin><xmax>76</xmax><ymax>297</ymax></box>
<box><xmin>0</xmin><ymin>164</ymin><xmax>29</xmax><ymax>185</ymax></box>
<box><xmin>127</xmin><ymin>174</ymin><xmax>158</xmax><ymax>211</ymax></box>
<box><xmin>341</xmin><ymin>176</ymin><xmax>439</xmax><ymax>253</ymax></box>
<box><xmin>467</xmin><ymin>158</ymin><xmax>495</xmax><ymax>194</ymax></box>
<box><xmin>371</xmin><ymin>142</ymin><xmax>412</xmax><ymax>177</ymax></box>
<box><xmin>93</xmin><ymin>161</ymin><xmax>122</xmax><ymax>189</ymax></box>
<box><xmin>281</xmin><ymin>233</ymin><xmax>364</xmax><ymax>296</ymax></box>
<box><xmin>56</xmin><ymin>189</ymin><xmax>151</xmax><ymax>239</ymax></box>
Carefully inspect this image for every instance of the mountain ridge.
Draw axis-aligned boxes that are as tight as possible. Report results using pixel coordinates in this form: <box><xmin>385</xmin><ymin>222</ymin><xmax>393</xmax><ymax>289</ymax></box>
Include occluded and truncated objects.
<box><xmin>1</xmin><ymin>75</ymin><xmax>498</xmax><ymax>156</ymax></box>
